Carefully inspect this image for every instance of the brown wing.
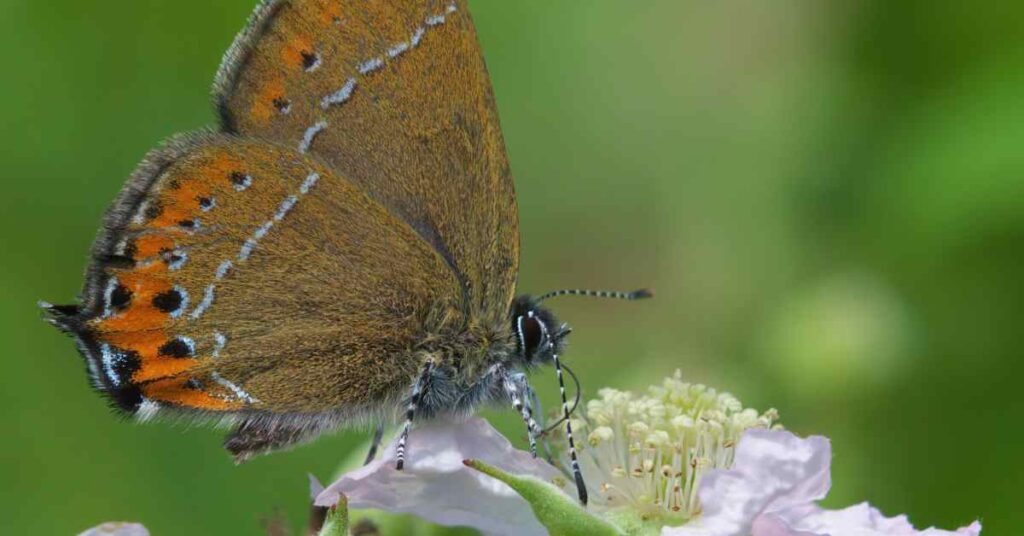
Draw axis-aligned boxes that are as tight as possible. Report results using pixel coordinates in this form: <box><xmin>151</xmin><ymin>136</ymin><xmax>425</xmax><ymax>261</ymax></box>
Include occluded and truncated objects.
<box><xmin>214</xmin><ymin>0</ymin><xmax>519</xmax><ymax>323</ymax></box>
<box><xmin>49</xmin><ymin>133</ymin><xmax>463</xmax><ymax>415</ymax></box>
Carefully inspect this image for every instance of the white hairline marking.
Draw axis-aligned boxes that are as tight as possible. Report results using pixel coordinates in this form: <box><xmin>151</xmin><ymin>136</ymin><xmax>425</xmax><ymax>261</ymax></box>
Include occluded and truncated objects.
<box><xmin>212</xmin><ymin>331</ymin><xmax>227</xmax><ymax>359</ymax></box>
<box><xmin>211</xmin><ymin>372</ymin><xmax>258</xmax><ymax>404</ymax></box>
<box><xmin>102</xmin><ymin>277</ymin><xmax>119</xmax><ymax>318</ymax></box>
<box><xmin>312</xmin><ymin>2</ymin><xmax>459</xmax><ymax>128</ymax></box>
<box><xmin>299</xmin><ymin>121</ymin><xmax>328</xmax><ymax>153</ymax></box>
<box><xmin>411</xmin><ymin>27</ymin><xmax>426</xmax><ymax>47</ymax></box>
<box><xmin>190</xmin><ymin>285</ymin><xmax>215</xmax><ymax>320</ymax></box>
<box><xmin>189</xmin><ymin>172</ymin><xmax>321</xmax><ymax>320</ymax></box>
<box><xmin>358</xmin><ymin>56</ymin><xmax>384</xmax><ymax>74</ymax></box>
<box><xmin>135</xmin><ymin>398</ymin><xmax>160</xmax><ymax>422</ymax></box>
<box><xmin>100</xmin><ymin>344</ymin><xmax>122</xmax><ymax>386</ymax></box>
<box><xmin>321</xmin><ymin>78</ymin><xmax>357</xmax><ymax>109</ymax></box>
<box><xmin>132</xmin><ymin>200</ymin><xmax>150</xmax><ymax>225</ymax></box>
<box><xmin>216</xmin><ymin>260</ymin><xmax>233</xmax><ymax>279</ymax></box>
<box><xmin>275</xmin><ymin>195</ymin><xmax>298</xmax><ymax>221</ymax></box>
<box><xmin>301</xmin><ymin>172</ymin><xmax>320</xmax><ymax>194</ymax></box>
<box><xmin>387</xmin><ymin>41</ymin><xmax>410</xmax><ymax>58</ymax></box>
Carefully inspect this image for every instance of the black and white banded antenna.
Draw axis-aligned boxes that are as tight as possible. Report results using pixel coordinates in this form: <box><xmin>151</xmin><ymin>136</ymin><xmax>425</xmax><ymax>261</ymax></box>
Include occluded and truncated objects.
<box><xmin>537</xmin><ymin>288</ymin><xmax>653</xmax><ymax>303</ymax></box>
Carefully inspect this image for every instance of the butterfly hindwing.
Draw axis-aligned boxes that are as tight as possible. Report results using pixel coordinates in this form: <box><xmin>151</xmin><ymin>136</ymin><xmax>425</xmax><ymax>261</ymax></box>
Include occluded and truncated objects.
<box><xmin>49</xmin><ymin>133</ymin><xmax>464</xmax><ymax>419</ymax></box>
<box><xmin>215</xmin><ymin>0</ymin><xmax>519</xmax><ymax>323</ymax></box>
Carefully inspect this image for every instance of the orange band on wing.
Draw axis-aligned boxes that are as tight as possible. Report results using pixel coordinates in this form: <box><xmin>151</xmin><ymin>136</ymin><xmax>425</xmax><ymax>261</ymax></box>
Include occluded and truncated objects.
<box><xmin>142</xmin><ymin>377</ymin><xmax>243</xmax><ymax>411</ymax></box>
<box><xmin>97</xmin><ymin>263</ymin><xmax>173</xmax><ymax>332</ymax></box>
<box><xmin>133</xmin><ymin>235</ymin><xmax>177</xmax><ymax>259</ymax></box>
<box><xmin>101</xmin><ymin>331</ymin><xmax>198</xmax><ymax>383</ymax></box>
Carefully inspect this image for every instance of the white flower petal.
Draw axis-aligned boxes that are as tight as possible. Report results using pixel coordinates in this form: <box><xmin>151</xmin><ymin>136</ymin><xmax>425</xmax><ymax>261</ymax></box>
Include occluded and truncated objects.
<box><xmin>664</xmin><ymin>428</ymin><xmax>832</xmax><ymax>536</ymax></box>
<box><xmin>77</xmin><ymin>523</ymin><xmax>149</xmax><ymax>536</ymax></box>
<box><xmin>775</xmin><ymin>502</ymin><xmax>982</xmax><ymax>536</ymax></box>
<box><xmin>662</xmin><ymin>429</ymin><xmax>981</xmax><ymax>536</ymax></box>
<box><xmin>315</xmin><ymin>416</ymin><xmax>563</xmax><ymax>536</ymax></box>
<box><xmin>753</xmin><ymin>513</ymin><xmax>821</xmax><ymax>536</ymax></box>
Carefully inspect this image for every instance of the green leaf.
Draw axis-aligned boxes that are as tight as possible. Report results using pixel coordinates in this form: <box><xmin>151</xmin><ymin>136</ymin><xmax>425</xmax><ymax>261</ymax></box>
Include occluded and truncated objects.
<box><xmin>463</xmin><ymin>459</ymin><xmax>624</xmax><ymax>536</ymax></box>
<box><xmin>318</xmin><ymin>494</ymin><xmax>350</xmax><ymax>536</ymax></box>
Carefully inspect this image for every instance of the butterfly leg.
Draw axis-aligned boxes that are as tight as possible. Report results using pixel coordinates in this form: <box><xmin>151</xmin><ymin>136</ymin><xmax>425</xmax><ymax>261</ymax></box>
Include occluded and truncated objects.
<box><xmin>396</xmin><ymin>359</ymin><xmax>435</xmax><ymax>470</ymax></box>
<box><xmin>363</xmin><ymin>423</ymin><xmax>385</xmax><ymax>465</ymax></box>
<box><xmin>552</xmin><ymin>351</ymin><xmax>588</xmax><ymax>505</ymax></box>
<box><xmin>502</xmin><ymin>371</ymin><xmax>541</xmax><ymax>457</ymax></box>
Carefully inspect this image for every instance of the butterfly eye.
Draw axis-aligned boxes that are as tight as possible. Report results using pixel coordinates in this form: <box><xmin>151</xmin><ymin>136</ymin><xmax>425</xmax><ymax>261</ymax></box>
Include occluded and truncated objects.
<box><xmin>517</xmin><ymin>313</ymin><xmax>544</xmax><ymax>358</ymax></box>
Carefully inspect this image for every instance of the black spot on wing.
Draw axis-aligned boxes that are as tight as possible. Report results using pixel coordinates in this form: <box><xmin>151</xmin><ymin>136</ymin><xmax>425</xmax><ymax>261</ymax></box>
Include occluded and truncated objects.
<box><xmin>300</xmin><ymin>50</ymin><xmax>319</xmax><ymax>71</ymax></box>
<box><xmin>159</xmin><ymin>338</ymin><xmax>194</xmax><ymax>358</ymax></box>
<box><xmin>105</xmin><ymin>346</ymin><xmax>144</xmax><ymax>413</ymax></box>
<box><xmin>109</xmin><ymin>283</ymin><xmax>132</xmax><ymax>311</ymax></box>
<box><xmin>143</xmin><ymin>202</ymin><xmax>163</xmax><ymax>221</ymax></box>
<box><xmin>152</xmin><ymin>289</ymin><xmax>183</xmax><ymax>314</ymax></box>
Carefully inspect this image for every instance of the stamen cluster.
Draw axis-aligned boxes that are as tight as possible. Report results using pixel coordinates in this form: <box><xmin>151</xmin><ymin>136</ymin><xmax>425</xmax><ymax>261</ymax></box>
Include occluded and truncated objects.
<box><xmin>566</xmin><ymin>370</ymin><xmax>780</xmax><ymax>521</ymax></box>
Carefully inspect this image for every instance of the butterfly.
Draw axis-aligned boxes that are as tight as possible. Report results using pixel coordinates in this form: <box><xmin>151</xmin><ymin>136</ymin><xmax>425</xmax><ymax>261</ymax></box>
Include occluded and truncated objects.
<box><xmin>41</xmin><ymin>0</ymin><xmax>649</xmax><ymax>504</ymax></box>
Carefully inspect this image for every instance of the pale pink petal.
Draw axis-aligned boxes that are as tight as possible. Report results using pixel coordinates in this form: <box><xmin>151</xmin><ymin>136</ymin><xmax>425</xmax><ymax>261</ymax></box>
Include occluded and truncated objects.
<box><xmin>753</xmin><ymin>513</ymin><xmax>821</xmax><ymax>536</ymax></box>
<box><xmin>664</xmin><ymin>428</ymin><xmax>832</xmax><ymax>536</ymax></box>
<box><xmin>77</xmin><ymin>523</ymin><xmax>149</xmax><ymax>536</ymax></box>
<box><xmin>308</xmin><ymin>473</ymin><xmax>324</xmax><ymax>499</ymax></box>
<box><xmin>315</xmin><ymin>416</ymin><xmax>563</xmax><ymax>536</ymax></box>
<box><xmin>776</xmin><ymin>502</ymin><xmax>982</xmax><ymax>536</ymax></box>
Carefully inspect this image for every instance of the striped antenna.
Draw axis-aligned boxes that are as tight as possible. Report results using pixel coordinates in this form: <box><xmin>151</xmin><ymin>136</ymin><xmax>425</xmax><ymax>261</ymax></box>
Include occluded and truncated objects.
<box><xmin>537</xmin><ymin>288</ymin><xmax>653</xmax><ymax>302</ymax></box>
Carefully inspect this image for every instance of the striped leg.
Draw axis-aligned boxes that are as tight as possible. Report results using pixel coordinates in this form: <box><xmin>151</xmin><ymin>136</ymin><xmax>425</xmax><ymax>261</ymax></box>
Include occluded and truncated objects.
<box><xmin>514</xmin><ymin>373</ymin><xmax>544</xmax><ymax>441</ymax></box>
<box><xmin>396</xmin><ymin>360</ymin><xmax>434</xmax><ymax>471</ymax></box>
<box><xmin>363</xmin><ymin>423</ymin><xmax>385</xmax><ymax>465</ymax></box>
<box><xmin>553</xmin><ymin>352</ymin><xmax>588</xmax><ymax>505</ymax></box>
<box><xmin>502</xmin><ymin>372</ymin><xmax>541</xmax><ymax>457</ymax></box>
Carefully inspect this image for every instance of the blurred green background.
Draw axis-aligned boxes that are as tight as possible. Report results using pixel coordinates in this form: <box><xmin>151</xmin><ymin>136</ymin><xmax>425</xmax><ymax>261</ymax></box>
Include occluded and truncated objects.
<box><xmin>2</xmin><ymin>0</ymin><xmax>1020</xmax><ymax>533</ymax></box>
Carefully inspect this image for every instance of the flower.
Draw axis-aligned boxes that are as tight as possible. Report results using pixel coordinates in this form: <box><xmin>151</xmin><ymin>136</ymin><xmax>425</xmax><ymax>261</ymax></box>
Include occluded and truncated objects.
<box><xmin>567</xmin><ymin>370</ymin><xmax>780</xmax><ymax>522</ymax></box>
<box><xmin>314</xmin><ymin>416</ymin><xmax>565</xmax><ymax>536</ymax></box>
<box><xmin>77</xmin><ymin>523</ymin><xmax>149</xmax><ymax>536</ymax></box>
<box><xmin>665</xmin><ymin>428</ymin><xmax>982</xmax><ymax>536</ymax></box>
<box><xmin>313</xmin><ymin>372</ymin><xmax>981</xmax><ymax>536</ymax></box>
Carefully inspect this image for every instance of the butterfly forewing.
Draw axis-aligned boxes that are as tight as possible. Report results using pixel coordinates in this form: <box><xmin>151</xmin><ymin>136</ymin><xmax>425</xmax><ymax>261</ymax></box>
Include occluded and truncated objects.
<box><xmin>216</xmin><ymin>0</ymin><xmax>519</xmax><ymax>322</ymax></box>
<box><xmin>60</xmin><ymin>133</ymin><xmax>464</xmax><ymax>415</ymax></box>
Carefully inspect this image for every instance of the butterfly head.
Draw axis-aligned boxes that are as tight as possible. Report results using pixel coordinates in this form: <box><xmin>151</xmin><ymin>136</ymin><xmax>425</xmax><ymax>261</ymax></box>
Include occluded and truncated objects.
<box><xmin>510</xmin><ymin>288</ymin><xmax>653</xmax><ymax>366</ymax></box>
<box><xmin>510</xmin><ymin>295</ymin><xmax>568</xmax><ymax>367</ymax></box>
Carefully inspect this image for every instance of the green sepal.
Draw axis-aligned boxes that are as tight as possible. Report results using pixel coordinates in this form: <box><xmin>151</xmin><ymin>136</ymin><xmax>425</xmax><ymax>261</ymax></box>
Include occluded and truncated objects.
<box><xmin>602</xmin><ymin>507</ymin><xmax>682</xmax><ymax>536</ymax></box>
<box><xmin>318</xmin><ymin>494</ymin><xmax>349</xmax><ymax>536</ymax></box>
<box><xmin>463</xmin><ymin>459</ymin><xmax>624</xmax><ymax>536</ymax></box>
